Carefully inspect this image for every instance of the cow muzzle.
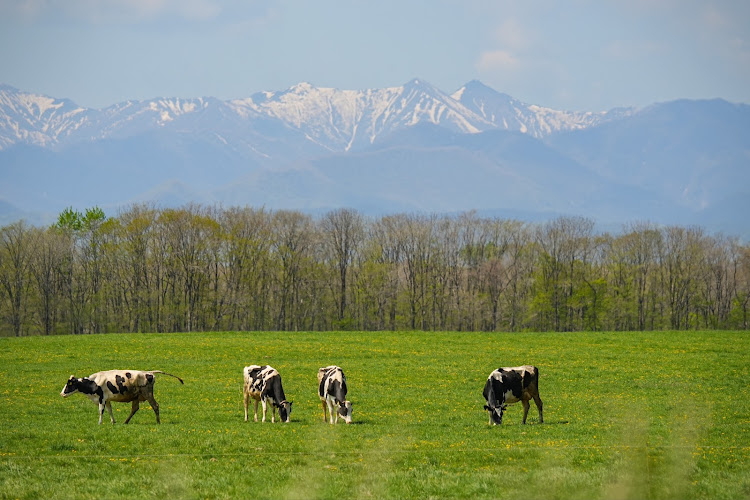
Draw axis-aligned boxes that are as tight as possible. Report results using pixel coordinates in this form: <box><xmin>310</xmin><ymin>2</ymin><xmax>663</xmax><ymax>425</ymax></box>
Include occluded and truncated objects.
<box><xmin>485</xmin><ymin>404</ymin><xmax>505</xmax><ymax>425</ymax></box>
<box><xmin>338</xmin><ymin>401</ymin><xmax>353</xmax><ymax>424</ymax></box>
<box><xmin>278</xmin><ymin>401</ymin><xmax>292</xmax><ymax>423</ymax></box>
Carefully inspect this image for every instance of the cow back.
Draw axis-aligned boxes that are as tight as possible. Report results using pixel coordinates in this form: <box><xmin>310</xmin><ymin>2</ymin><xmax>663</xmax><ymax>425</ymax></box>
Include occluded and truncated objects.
<box><xmin>487</xmin><ymin>366</ymin><xmax>540</xmax><ymax>404</ymax></box>
<box><xmin>91</xmin><ymin>370</ymin><xmax>154</xmax><ymax>403</ymax></box>
<box><xmin>318</xmin><ymin>366</ymin><xmax>347</xmax><ymax>403</ymax></box>
<box><xmin>244</xmin><ymin>365</ymin><xmax>285</xmax><ymax>402</ymax></box>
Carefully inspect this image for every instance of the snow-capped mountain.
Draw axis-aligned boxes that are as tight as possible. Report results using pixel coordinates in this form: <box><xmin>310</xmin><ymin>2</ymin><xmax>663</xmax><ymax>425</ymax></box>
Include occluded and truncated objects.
<box><xmin>0</xmin><ymin>84</ymin><xmax>89</xmax><ymax>149</ymax></box>
<box><xmin>1</xmin><ymin>80</ymin><xmax>748</xmax><ymax>238</ymax></box>
<box><xmin>231</xmin><ymin>78</ymin><xmax>494</xmax><ymax>151</ymax></box>
<box><xmin>0</xmin><ymin>79</ymin><xmax>629</xmax><ymax>154</ymax></box>
<box><xmin>452</xmin><ymin>80</ymin><xmax>634</xmax><ymax>136</ymax></box>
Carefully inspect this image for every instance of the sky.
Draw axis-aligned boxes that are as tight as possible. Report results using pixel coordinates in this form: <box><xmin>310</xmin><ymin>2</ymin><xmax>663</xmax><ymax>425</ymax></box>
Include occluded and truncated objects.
<box><xmin>1</xmin><ymin>0</ymin><xmax>748</xmax><ymax>111</ymax></box>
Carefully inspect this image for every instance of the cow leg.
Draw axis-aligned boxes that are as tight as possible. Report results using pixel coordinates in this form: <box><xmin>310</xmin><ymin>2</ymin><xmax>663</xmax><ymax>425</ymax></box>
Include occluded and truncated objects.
<box><xmin>261</xmin><ymin>399</ymin><xmax>267</xmax><ymax>422</ymax></box>
<box><xmin>533</xmin><ymin>394</ymin><xmax>544</xmax><ymax>423</ymax></box>
<box><xmin>271</xmin><ymin>404</ymin><xmax>277</xmax><ymax>424</ymax></box>
<box><xmin>522</xmin><ymin>400</ymin><xmax>530</xmax><ymax>424</ymax></box>
<box><xmin>146</xmin><ymin>395</ymin><xmax>160</xmax><ymax>424</ymax></box>
<box><xmin>321</xmin><ymin>401</ymin><xmax>328</xmax><ymax>423</ymax></box>
<box><xmin>106</xmin><ymin>402</ymin><xmax>116</xmax><ymax>424</ymax></box>
<box><xmin>253</xmin><ymin>399</ymin><xmax>259</xmax><ymax>422</ymax></box>
<box><xmin>98</xmin><ymin>404</ymin><xmax>104</xmax><ymax>425</ymax></box>
<box><xmin>124</xmin><ymin>400</ymin><xmax>140</xmax><ymax>424</ymax></box>
<box><xmin>243</xmin><ymin>392</ymin><xmax>249</xmax><ymax>422</ymax></box>
<box><xmin>100</xmin><ymin>401</ymin><xmax>115</xmax><ymax>424</ymax></box>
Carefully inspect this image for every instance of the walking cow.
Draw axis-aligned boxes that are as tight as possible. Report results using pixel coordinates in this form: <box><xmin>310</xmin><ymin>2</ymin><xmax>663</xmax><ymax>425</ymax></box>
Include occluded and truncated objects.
<box><xmin>61</xmin><ymin>370</ymin><xmax>184</xmax><ymax>424</ymax></box>
<box><xmin>483</xmin><ymin>366</ymin><xmax>543</xmax><ymax>425</ymax></box>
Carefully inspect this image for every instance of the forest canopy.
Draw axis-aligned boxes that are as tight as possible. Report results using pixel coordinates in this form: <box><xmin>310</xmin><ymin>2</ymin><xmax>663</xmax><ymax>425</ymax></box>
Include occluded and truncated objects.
<box><xmin>1</xmin><ymin>204</ymin><xmax>748</xmax><ymax>336</ymax></box>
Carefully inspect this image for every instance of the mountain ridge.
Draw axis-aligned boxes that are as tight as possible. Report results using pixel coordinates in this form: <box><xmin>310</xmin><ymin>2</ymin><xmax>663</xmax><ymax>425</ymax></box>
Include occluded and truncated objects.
<box><xmin>0</xmin><ymin>80</ymin><xmax>748</xmax><ymax>238</ymax></box>
<box><xmin>0</xmin><ymin>78</ymin><xmax>639</xmax><ymax>153</ymax></box>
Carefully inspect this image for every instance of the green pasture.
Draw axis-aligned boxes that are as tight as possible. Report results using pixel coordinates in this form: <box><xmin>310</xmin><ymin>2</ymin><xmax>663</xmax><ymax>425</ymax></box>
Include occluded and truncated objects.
<box><xmin>0</xmin><ymin>331</ymin><xmax>748</xmax><ymax>499</ymax></box>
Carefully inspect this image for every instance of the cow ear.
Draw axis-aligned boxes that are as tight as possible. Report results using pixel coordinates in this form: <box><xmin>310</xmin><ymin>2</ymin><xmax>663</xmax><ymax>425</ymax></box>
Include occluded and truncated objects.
<box><xmin>483</xmin><ymin>405</ymin><xmax>490</xmax><ymax>411</ymax></box>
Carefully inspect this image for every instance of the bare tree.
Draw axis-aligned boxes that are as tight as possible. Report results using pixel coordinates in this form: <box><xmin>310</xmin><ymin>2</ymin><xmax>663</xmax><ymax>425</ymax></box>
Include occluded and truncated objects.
<box><xmin>117</xmin><ymin>204</ymin><xmax>157</xmax><ymax>332</ymax></box>
<box><xmin>658</xmin><ymin>226</ymin><xmax>707</xmax><ymax>329</ymax></box>
<box><xmin>30</xmin><ymin>228</ymin><xmax>67</xmax><ymax>335</ymax></box>
<box><xmin>320</xmin><ymin>208</ymin><xmax>364</xmax><ymax>322</ymax></box>
<box><xmin>0</xmin><ymin>222</ymin><xmax>37</xmax><ymax>336</ymax></box>
<box><xmin>369</xmin><ymin>215</ymin><xmax>405</xmax><ymax>330</ymax></box>
<box><xmin>220</xmin><ymin>207</ymin><xmax>272</xmax><ymax>330</ymax></box>
<box><xmin>271</xmin><ymin>210</ymin><xmax>314</xmax><ymax>331</ymax></box>
<box><xmin>734</xmin><ymin>244</ymin><xmax>750</xmax><ymax>329</ymax></box>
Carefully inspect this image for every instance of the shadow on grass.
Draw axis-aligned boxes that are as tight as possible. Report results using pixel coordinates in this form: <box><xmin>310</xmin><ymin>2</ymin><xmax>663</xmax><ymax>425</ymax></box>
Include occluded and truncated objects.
<box><xmin>315</xmin><ymin>420</ymin><xmax>369</xmax><ymax>426</ymax></box>
<box><xmin>488</xmin><ymin>420</ymin><xmax>570</xmax><ymax>426</ymax></box>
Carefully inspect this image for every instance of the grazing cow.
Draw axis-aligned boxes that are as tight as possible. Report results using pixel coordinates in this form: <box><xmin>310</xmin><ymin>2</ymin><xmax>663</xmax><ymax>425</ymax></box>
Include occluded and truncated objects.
<box><xmin>317</xmin><ymin>365</ymin><xmax>353</xmax><ymax>424</ymax></box>
<box><xmin>60</xmin><ymin>370</ymin><xmax>183</xmax><ymax>425</ymax></box>
<box><xmin>243</xmin><ymin>365</ymin><xmax>292</xmax><ymax>423</ymax></box>
<box><xmin>483</xmin><ymin>365</ymin><xmax>543</xmax><ymax>425</ymax></box>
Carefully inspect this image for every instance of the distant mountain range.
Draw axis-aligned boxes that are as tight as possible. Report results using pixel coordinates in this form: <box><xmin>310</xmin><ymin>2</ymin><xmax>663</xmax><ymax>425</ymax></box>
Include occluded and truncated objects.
<box><xmin>1</xmin><ymin>80</ymin><xmax>748</xmax><ymax>237</ymax></box>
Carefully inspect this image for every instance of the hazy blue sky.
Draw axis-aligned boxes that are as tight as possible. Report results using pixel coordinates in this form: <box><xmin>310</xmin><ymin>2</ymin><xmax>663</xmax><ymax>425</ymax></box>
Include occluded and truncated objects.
<box><xmin>1</xmin><ymin>0</ymin><xmax>748</xmax><ymax>111</ymax></box>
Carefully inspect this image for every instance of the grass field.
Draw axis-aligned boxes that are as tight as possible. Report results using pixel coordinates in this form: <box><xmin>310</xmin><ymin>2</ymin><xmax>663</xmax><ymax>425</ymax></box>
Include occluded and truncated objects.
<box><xmin>0</xmin><ymin>330</ymin><xmax>748</xmax><ymax>499</ymax></box>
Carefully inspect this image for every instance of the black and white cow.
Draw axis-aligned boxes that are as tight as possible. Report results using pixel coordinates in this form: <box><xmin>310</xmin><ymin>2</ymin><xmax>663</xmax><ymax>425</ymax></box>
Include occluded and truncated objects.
<box><xmin>317</xmin><ymin>365</ymin><xmax>353</xmax><ymax>424</ymax></box>
<box><xmin>483</xmin><ymin>365</ymin><xmax>543</xmax><ymax>425</ymax></box>
<box><xmin>61</xmin><ymin>370</ymin><xmax>184</xmax><ymax>424</ymax></box>
<box><xmin>243</xmin><ymin>365</ymin><xmax>292</xmax><ymax>423</ymax></box>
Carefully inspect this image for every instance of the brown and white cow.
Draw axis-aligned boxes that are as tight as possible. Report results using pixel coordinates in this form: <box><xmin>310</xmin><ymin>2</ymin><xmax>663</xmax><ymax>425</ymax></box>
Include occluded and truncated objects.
<box><xmin>61</xmin><ymin>370</ymin><xmax>183</xmax><ymax>424</ymax></box>
<box><xmin>243</xmin><ymin>365</ymin><xmax>292</xmax><ymax>423</ymax></box>
<box><xmin>483</xmin><ymin>365</ymin><xmax>543</xmax><ymax>425</ymax></box>
<box><xmin>317</xmin><ymin>365</ymin><xmax>352</xmax><ymax>424</ymax></box>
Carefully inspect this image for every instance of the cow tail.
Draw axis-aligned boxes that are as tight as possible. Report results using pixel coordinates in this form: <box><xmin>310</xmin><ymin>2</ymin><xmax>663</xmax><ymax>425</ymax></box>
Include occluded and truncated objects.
<box><xmin>527</xmin><ymin>366</ymin><xmax>539</xmax><ymax>390</ymax></box>
<box><xmin>151</xmin><ymin>371</ymin><xmax>184</xmax><ymax>384</ymax></box>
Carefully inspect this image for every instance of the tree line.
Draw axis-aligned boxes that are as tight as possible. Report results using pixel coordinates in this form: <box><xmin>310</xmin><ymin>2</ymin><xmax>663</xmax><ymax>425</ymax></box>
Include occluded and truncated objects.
<box><xmin>1</xmin><ymin>204</ymin><xmax>748</xmax><ymax>336</ymax></box>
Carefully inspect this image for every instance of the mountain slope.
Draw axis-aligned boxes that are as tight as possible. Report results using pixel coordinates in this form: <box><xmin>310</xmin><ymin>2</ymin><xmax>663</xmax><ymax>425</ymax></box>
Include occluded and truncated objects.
<box><xmin>225</xmin><ymin>78</ymin><xmax>494</xmax><ymax>151</ymax></box>
<box><xmin>0</xmin><ymin>84</ymin><xmax>89</xmax><ymax>149</ymax></box>
<box><xmin>216</xmin><ymin>124</ymin><xmax>668</xmax><ymax>223</ymax></box>
<box><xmin>0</xmin><ymin>79</ymin><xmax>619</xmax><ymax>153</ymax></box>
<box><xmin>0</xmin><ymin>81</ymin><xmax>747</xmax><ymax>237</ymax></box>
<box><xmin>452</xmin><ymin>80</ymin><xmax>635</xmax><ymax>137</ymax></box>
<box><xmin>547</xmin><ymin>99</ymin><xmax>750</xmax><ymax>216</ymax></box>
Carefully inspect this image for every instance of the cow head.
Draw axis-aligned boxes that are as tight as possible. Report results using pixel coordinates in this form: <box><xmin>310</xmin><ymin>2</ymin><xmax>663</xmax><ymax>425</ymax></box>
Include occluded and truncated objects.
<box><xmin>277</xmin><ymin>400</ymin><xmax>293</xmax><ymax>423</ymax></box>
<box><xmin>484</xmin><ymin>403</ymin><xmax>506</xmax><ymax>425</ymax></box>
<box><xmin>61</xmin><ymin>376</ymin><xmax>99</xmax><ymax>398</ymax></box>
<box><xmin>61</xmin><ymin>376</ymin><xmax>80</xmax><ymax>397</ymax></box>
<box><xmin>337</xmin><ymin>400</ymin><xmax>353</xmax><ymax>424</ymax></box>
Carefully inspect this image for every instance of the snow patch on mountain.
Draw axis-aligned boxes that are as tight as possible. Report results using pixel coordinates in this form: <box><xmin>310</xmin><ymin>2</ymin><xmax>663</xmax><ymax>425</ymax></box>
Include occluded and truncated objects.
<box><xmin>0</xmin><ymin>85</ymin><xmax>89</xmax><ymax>148</ymax></box>
<box><xmin>1</xmin><ymin>79</ymin><xmax>636</xmax><ymax>152</ymax></box>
